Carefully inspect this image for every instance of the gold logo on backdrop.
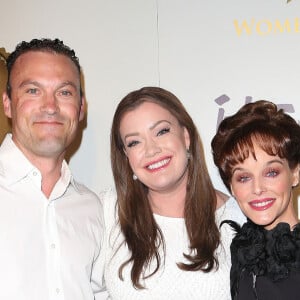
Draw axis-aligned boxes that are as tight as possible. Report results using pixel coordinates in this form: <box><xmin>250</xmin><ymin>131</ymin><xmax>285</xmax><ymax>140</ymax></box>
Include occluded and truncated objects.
<box><xmin>234</xmin><ymin>0</ymin><xmax>298</xmax><ymax>36</ymax></box>
<box><xmin>234</xmin><ymin>18</ymin><xmax>300</xmax><ymax>36</ymax></box>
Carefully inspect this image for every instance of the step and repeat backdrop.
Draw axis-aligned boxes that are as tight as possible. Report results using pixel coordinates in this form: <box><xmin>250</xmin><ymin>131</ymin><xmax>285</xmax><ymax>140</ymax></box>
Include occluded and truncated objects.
<box><xmin>1</xmin><ymin>0</ymin><xmax>300</xmax><ymax>211</ymax></box>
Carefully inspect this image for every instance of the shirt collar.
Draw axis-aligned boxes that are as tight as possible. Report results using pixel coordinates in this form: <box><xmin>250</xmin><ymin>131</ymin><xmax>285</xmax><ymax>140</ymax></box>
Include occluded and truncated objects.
<box><xmin>0</xmin><ymin>134</ymin><xmax>35</xmax><ymax>184</ymax></box>
<box><xmin>0</xmin><ymin>134</ymin><xmax>79</xmax><ymax>192</ymax></box>
<box><xmin>52</xmin><ymin>160</ymin><xmax>80</xmax><ymax>198</ymax></box>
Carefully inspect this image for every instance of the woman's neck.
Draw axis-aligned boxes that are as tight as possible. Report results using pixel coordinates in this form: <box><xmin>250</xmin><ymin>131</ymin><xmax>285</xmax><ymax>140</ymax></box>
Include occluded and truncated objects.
<box><xmin>148</xmin><ymin>178</ymin><xmax>187</xmax><ymax>218</ymax></box>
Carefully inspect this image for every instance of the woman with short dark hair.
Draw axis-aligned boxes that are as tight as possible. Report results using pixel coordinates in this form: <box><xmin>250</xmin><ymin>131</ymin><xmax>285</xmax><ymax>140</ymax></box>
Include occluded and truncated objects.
<box><xmin>212</xmin><ymin>100</ymin><xmax>300</xmax><ymax>300</ymax></box>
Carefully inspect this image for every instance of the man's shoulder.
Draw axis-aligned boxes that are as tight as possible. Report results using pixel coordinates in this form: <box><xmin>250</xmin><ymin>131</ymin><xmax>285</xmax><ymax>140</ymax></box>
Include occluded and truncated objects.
<box><xmin>98</xmin><ymin>187</ymin><xmax>117</xmax><ymax>206</ymax></box>
<box><xmin>72</xmin><ymin>180</ymin><xmax>99</xmax><ymax>198</ymax></box>
<box><xmin>98</xmin><ymin>187</ymin><xmax>118</xmax><ymax>227</ymax></box>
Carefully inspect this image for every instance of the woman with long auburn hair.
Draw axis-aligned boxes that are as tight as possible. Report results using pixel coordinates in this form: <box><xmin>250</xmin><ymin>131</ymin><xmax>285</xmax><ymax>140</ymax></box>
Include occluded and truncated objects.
<box><xmin>99</xmin><ymin>87</ymin><xmax>245</xmax><ymax>299</ymax></box>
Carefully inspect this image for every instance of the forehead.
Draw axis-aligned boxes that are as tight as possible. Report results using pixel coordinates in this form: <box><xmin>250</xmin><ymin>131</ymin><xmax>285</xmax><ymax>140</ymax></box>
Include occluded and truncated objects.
<box><xmin>11</xmin><ymin>51</ymin><xmax>79</xmax><ymax>82</ymax></box>
<box><xmin>239</xmin><ymin>143</ymin><xmax>282</xmax><ymax>165</ymax></box>
<box><xmin>120</xmin><ymin>101</ymin><xmax>177</xmax><ymax>131</ymax></box>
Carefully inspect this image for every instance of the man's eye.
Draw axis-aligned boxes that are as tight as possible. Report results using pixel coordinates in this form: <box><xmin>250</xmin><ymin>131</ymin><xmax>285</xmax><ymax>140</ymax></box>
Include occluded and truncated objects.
<box><xmin>26</xmin><ymin>88</ymin><xmax>38</xmax><ymax>94</ymax></box>
<box><xmin>60</xmin><ymin>90</ymin><xmax>72</xmax><ymax>96</ymax></box>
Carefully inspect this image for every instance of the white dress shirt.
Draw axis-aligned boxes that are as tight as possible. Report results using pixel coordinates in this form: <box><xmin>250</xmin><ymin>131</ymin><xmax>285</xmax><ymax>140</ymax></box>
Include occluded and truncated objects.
<box><xmin>0</xmin><ymin>134</ymin><xmax>105</xmax><ymax>300</ymax></box>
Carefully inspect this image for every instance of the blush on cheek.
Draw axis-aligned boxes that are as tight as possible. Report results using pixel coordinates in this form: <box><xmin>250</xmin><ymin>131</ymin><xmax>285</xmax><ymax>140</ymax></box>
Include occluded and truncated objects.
<box><xmin>270</xmin><ymin>180</ymin><xmax>288</xmax><ymax>193</ymax></box>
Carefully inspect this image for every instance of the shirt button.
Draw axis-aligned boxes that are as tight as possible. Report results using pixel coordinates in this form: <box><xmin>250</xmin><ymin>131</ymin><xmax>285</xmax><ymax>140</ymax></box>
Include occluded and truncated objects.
<box><xmin>50</xmin><ymin>243</ymin><xmax>56</xmax><ymax>249</ymax></box>
<box><xmin>33</xmin><ymin>171</ymin><xmax>38</xmax><ymax>176</ymax></box>
<box><xmin>56</xmin><ymin>288</ymin><xmax>60</xmax><ymax>294</ymax></box>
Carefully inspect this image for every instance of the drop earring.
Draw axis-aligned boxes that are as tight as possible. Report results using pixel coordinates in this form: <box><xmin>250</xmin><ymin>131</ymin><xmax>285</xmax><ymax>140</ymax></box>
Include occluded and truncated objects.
<box><xmin>186</xmin><ymin>149</ymin><xmax>191</xmax><ymax>159</ymax></box>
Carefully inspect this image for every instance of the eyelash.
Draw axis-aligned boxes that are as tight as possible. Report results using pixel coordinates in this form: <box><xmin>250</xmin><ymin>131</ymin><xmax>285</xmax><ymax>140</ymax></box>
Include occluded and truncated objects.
<box><xmin>266</xmin><ymin>168</ymin><xmax>279</xmax><ymax>177</ymax></box>
<box><xmin>236</xmin><ymin>175</ymin><xmax>250</xmax><ymax>183</ymax></box>
<box><xmin>235</xmin><ymin>168</ymin><xmax>279</xmax><ymax>183</ymax></box>
<box><xmin>26</xmin><ymin>88</ymin><xmax>38</xmax><ymax>94</ymax></box>
<box><xmin>59</xmin><ymin>90</ymin><xmax>72</xmax><ymax>96</ymax></box>
<box><xmin>127</xmin><ymin>140</ymin><xmax>139</xmax><ymax>148</ymax></box>
<box><xmin>157</xmin><ymin>127</ymin><xmax>170</xmax><ymax>136</ymax></box>
<box><xmin>126</xmin><ymin>127</ymin><xmax>170</xmax><ymax>148</ymax></box>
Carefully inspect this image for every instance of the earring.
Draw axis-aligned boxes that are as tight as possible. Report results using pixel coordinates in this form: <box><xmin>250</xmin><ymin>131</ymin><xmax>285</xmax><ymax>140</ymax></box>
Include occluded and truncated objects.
<box><xmin>186</xmin><ymin>149</ymin><xmax>191</xmax><ymax>159</ymax></box>
<box><xmin>133</xmin><ymin>174</ymin><xmax>138</xmax><ymax>180</ymax></box>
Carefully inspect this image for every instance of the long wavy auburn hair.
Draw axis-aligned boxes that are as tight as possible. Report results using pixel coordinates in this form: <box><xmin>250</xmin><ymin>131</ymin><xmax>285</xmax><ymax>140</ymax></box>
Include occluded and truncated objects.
<box><xmin>111</xmin><ymin>86</ymin><xmax>220</xmax><ymax>288</ymax></box>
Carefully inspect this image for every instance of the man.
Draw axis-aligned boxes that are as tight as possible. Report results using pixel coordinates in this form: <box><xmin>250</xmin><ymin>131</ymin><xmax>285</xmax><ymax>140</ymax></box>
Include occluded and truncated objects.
<box><xmin>0</xmin><ymin>38</ymin><xmax>104</xmax><ymax>299</ymax></box>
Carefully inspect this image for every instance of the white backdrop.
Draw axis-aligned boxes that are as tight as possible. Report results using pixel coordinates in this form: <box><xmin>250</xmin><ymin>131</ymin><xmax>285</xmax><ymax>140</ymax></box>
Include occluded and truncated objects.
<box><xmin>1</xmin><ymin>0</ymin><xmax>300</xmax><ymax>207</ymax></box>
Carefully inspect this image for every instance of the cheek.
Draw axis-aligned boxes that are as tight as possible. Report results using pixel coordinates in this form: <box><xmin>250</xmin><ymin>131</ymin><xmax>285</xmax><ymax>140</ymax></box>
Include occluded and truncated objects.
<box><xmin>15</xmin><ymin>100</ymin><xmax>41</xmax><ymax>118</ymax></box>
<box><xmin>126</xmin><ymin>151</ymin><xmax>141</xmax><ymax>169</ymax></box>
<box><xmin>13</xmin><ymin>103</ymin><xmax>33</xmax><ymax>120</ymax></box>
<box><xmin>231</xmin><ymin>184</ymin><xmax>249</xmax><ymax>203</ymax></box>
<box><xmin>62</xmin><ymin>102</ymin><xmax>78</xmax><ymax>111</ymax></box>
<box><xmin>62</xmin><ymin>103</ymin><xmax>82</xmax><ymax>119</ymax></box>
<box><xmin>269</xmin><ymin>179</ymin><xmax>290</xmax><ymax>195</ymax></box>
<box><xmin>167</xmin><ymin>135</ymin><xmax>187</xmax><ymax>153</ymax></box>
<box><xmin>177</xmin><ymin>135</ymin><xmax>188</xmax><ymax>148</ymax></box>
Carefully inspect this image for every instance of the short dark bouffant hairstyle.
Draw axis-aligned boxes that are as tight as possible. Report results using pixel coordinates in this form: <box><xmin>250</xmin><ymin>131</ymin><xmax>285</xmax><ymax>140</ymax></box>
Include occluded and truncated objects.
<box><xmin>211</xmin><ymin>100</ymin><xmax>300</xmax><ymax>192</ymax></box>
<box><xmin>6</xmin><ymin>38</ymin><xmax>81</xmax><ymax>97</ymax></box>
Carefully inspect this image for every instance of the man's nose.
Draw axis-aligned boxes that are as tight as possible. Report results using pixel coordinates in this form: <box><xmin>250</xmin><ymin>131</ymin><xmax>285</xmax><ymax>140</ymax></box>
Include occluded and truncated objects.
<box><xmin>40</xmin><ymin>94</ymin><xmax>59</xmax><ymax>115</ymax></box>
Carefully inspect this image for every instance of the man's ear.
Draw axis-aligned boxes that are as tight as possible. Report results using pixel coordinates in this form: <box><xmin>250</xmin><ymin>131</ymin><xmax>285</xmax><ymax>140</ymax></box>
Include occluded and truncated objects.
<box><xmin>79</xmin><ymin>96</ymin><xmax>85</xmax><ymax>121</ymax></box>
<box><xmin>2</xmin><ymin>92</ymin><xmax>12</xmax><ymax>118</ymax></box>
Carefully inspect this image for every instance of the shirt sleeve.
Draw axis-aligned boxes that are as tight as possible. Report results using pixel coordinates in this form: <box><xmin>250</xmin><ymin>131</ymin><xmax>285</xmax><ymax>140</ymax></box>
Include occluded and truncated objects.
<box><xmin>92</xmin><ymin>188</ymin><xmax>117</xmax><ymax>299</ymax></box>
<box><xmin>91</xmin><ymin>189</ymin><xmax>109</xmax><ymax>299</ymax></box>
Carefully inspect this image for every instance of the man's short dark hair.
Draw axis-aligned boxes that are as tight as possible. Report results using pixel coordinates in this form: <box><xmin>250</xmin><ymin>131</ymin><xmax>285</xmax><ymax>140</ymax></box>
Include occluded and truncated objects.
<box><xmin>6</xmin><ymin>38</ymin><xmax>82</xmax><ymax>97</ymax></box>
